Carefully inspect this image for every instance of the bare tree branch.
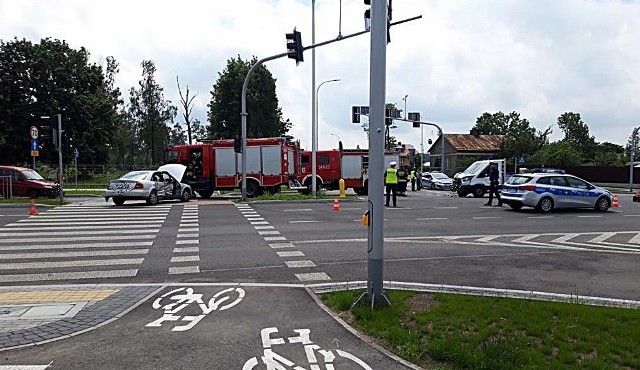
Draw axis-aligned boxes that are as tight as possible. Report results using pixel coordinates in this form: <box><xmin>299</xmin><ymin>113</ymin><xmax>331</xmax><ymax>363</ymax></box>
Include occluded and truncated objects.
<box><xmin>177</xmin><ymin>75</ymin><xmax>199</xmax><ymax>144</ymax></box>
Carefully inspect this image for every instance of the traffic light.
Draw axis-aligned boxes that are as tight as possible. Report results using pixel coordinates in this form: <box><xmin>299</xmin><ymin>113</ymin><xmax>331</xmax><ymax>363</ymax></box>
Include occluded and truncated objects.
<box><xmin>40</xmin><ymin>125</ymin><xmax>52</xmax><ymax>144</ymax></box>
<box><xmin>234</xmin><ymin>136</ymin><xmax>242</xmax><ymax>153</ymax></box>
<box><xmin>352</xmin><ymin>106</ymin><xmax>360</xmax><ymax>124</ymax></box>
<box><xmin>286</xmin><ymin>28</ymin><xmax>304</xmax><ymax>65</ymax></box>
<box><xmin>363</xmin><ymin>0</ymin><xmax>391</xmax><ymax>42</ymax></box>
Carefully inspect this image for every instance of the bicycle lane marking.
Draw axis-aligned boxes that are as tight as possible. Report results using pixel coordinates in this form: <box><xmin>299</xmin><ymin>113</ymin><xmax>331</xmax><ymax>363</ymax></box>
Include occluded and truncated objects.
<box><xmin>0</xmin><ymin>285</ymin><xmax>413</xmax><ymax>369</ymax></box>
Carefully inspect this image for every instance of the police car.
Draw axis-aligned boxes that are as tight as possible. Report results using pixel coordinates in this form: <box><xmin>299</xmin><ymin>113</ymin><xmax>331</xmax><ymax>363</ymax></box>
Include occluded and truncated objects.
<box><xmin>501</xmin><ymin>173</ymin><xmax>613</xmax><ymax>213</ymax></box>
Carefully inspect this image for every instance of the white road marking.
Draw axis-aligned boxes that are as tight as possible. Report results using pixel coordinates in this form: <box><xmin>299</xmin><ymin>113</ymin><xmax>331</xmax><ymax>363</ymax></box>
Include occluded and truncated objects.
<box><xmin>0</xmin><ymin>241</ymin><xmax>153</xmax><ymax>251</ymax></box>
<box><xmin>477</xmin><ymin>236</ymin><xmax>500</xmax><ymax>242</ymax></box>
<box><xmin>628</xmin><ymin>233</ymin><xmax>640</xmax><ymax>244</ymax></box>
<box><xmin>0</xmin><ymin>235</ymin><xmax>155</xmax><ymax>243</ymax></box>
<box><xmin>577</xmin><ymin>215</ymin><xmax>602</xmax><ymax>218</ymax></box>
<box><xmin>254</xmin><ymin>226</ymin><xmax>275</xmax><ymax>230</ymax></box>
<box><xmin>258</xmin><ymin>230</ymin><xmax>280</xmax><ymax>235</ymax></box>
<box><xmin>250</xmin><ymin>221</ymin><xmax>270</xmax><ymax>225</ymax></box>
<box><xmin>173</xmin><ymin>247</ymin><xmax>199</xmax><ymax>253</ymax></box>
<box><xmin>178</xmin><ymin>228</ymin><xmax>199</xmax><ymax>232</ymax></box>
<box><xmin>472</xmin><ymin>216</ymin><xmax>502</xmax><ymax>220</ymax></box>
<box><xmin>588</xmin><ymin>232</ymin><xmax>617</xmax><ymax>243</ymax></box>
<box><xmin>623</xmin><ymin>214</ymin><xmax>640</xmax><ymax>217</ymax></box>
<box><xmin>33</xmin><ymin>212</ymin><xmax>168</xmax><ymax>218</ymax></box>
<box><xmin>3</xmin><ymin>224</ymin><xmax>160</xmax><ymax>231</ymax></box>
<box><xmin>0</xmin><ymin>229</ymin><xmax>158</xmax><ymax>237</ymax></box>
<box><xmin>284</xmin><ymin>209</ymin><xmax>313</xmax><ymax>212</ymax></box>
<box><xmin>289</xmin><ymin>220</ymin><xmax>323</xmax><ymax>223</ymax></box>
<box><xmin>177</xmin><ymin>233</ymin><xmax>199</xmax><ymax>238</ymax></box>
<box><xmin>0</xmin><ymin>249</ymin><xmax>149</xmax><ymax>260</ymax></box>
<box><xmin>243</xmin><ymin>214</ymin><xmax>260</xmax><ymax>217</ymax></box>
<box><xmin>513</xmin><ymin>234</ymin><xmax>541</xmax><ymax>243</ymax></box>
<box><xmin>18</xmin><ymin>217</ymin><xmax>166</xmax><ymax>222</ymax></box>
<box><xmin>170</xmin><ymin>255</ymin><xmax>200</xmax><ymax>263</ymax></box>
<box><xmin>246</xmin><ymin>218</ymin><xmax>265</xmax><ymax>221</ymax></box>
<box><xmin>285</xmin><ymin>260</ymin><xmax>316</xmax><ymax>268</ymax></box>
<box><xmin>0</xmin><ymin>366</ymin><xmax>52</xmax><ymax>369</ymax></box>
<box><xmin>416</xmin><ymin>217</ymin><xmax>448</xmax><ymax>220</ymax></box>
<box><xmin>176</xmin><ymin>240</ymin><xmax>199</xmax><ymax>245</ymax></box>
<box><xmin>0</xmin><ymin>269</ymin><xmax>139</xmax><ymax>282</ymax></box>
<box><xmin>295</xmin><ymin>272</ymin><xmax>331</xmax><ymax>281</ymax></box>
<box><xmin>527</xmin><ymin>216</ymin><xmax>554</xmax><ymax>219</ymax></box>
<box><xmin>0</xmin><ymin>258</ymin><xmax>144</xmax><ymax>270</ymax></box>
<box><xmin>277</xmin><ymin>251</ymin><xmax>305</xmax><ymax>257</ymax></box>
<box><xmin>269</xmin><ymin>243</ymin><xmax>295</xmax><ymax>248</ymax></box>
<box><xmin>550</xmin><ymin>233</ymin><xmax>580</xmax><ymax>243</ymax></box>
<box><xmin>179</xmin><ymin>223</ymin><xmax>199</xmax><ymax>227</ymax></box>
<box><xmin>434</xmin><ymin>206</ymin><xmax>458</xmax><ymax>209</ymax></box>
<box><xmin>168</xmin><ymin>266</ymin><xmax>200</xmax><ymax>274</ymax></box>
<box><xmin>181</xmin><ymin>216</ymin><xmax>199</xmax><ymax>219</ymax></box>
<box><xmin>341</xmin><ymin>207</ymin><xmax>362</xmax><ymax>210</ymax></box>
<box><xmin>264</xmin><ymin>236</ymin><xmax>287</xmax><ymax>241</ymax></box>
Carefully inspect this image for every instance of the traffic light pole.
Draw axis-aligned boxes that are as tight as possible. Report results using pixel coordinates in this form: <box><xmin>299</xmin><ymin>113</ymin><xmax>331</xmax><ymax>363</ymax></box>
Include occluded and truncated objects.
<box><xmin>240</xmin><ymin>14</ymin><xmax>421</xmax><ymax>201</ymax></box>
<box><xmin>56</xmin><ymin>114</ymin><xmax>64</xmax><ymax>205</ymax></box>
<box><xmin>398</xmin><ymin>117</ymin><xmax>445</xmax><ymax>173</ymax></box>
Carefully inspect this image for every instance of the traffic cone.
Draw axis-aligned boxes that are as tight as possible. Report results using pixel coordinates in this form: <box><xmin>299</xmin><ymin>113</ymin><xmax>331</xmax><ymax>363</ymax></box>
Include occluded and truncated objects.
<box><xmin>332</xmin><ymin>198</ymin><xmax>341</xmax><ymax>211</ymax></box>
<box><xmin>28</xmin><ymin>199</ymin><xmax>39</xmax><ymax>216</ymax></box>
<box><xmin>612</xmin><ymin>194</ymin><xmax>620</xmax><ymax>208</ymax></box>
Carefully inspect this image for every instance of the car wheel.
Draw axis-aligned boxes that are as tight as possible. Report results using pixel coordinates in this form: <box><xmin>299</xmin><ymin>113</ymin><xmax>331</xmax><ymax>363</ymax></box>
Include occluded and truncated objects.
<box><xmin>508</xmin><ymin>203</ymin><xmax>523</xmax><ymax>210</ymax></box>
<box><xmin>536</xmin><ymin>197</ymin><xmax>554</xmax><ymax>213</ymax></box>
<box><xmin>595</xmin><ymin>196</ymin><xmax>610</xmax><ymax>212</ymax></box>
<box><xmin>146</xmin><ymin>190</ymin><xmax>159</xmax><ymax>205</ymax></box>
<box><xmin>113</xmin><ymin>197</ymin><xmax>125</xmax><ymax>206</ymax></box>
<box><xmin>180</xmin><ymin>189</ymin><xmax>191</xmax><ymax>202</ymax></box>
<box><xmin>430</xmin><ymin>183</ymin><xmax>436</xmax><ymax>190</ymax></box>
<box><xmin>472</xmin><ymin>186</ymin><xmax>485</xmax><ymax>198</ymax></box>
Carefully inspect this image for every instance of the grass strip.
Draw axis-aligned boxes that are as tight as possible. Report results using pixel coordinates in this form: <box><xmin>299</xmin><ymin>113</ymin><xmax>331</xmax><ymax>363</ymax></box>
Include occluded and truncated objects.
<box><xmin>321</xmin><ymin>289</ymin><xmax>640</xmax><ymax>370</ymax></box>
<box><xmin>0</xmin><ymin>198</ymin><xmax>69</xmax><ymax>205</ymax></box>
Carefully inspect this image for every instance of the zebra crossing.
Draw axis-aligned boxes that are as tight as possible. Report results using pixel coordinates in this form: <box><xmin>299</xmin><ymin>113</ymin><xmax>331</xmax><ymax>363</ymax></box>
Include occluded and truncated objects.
<box><xmin>391</xmin><ymin>231</ymin><xmax>640</xmax><ymax>255</ymax></box>
<box><xmin>0</xmin><ymin>204</ymin><xmax>172</xmax><ymax>283</ymax></box>
<box><xmin>169</xmin><ymin>204</ymin><xmax>200</xmax><ymax>274</ymax></box>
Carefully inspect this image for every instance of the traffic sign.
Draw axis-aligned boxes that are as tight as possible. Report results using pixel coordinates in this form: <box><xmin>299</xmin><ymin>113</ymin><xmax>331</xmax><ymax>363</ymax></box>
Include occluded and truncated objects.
<box><xmin>31</xmin><ymin>139</ymin><xmax>38</xmax><ymax>151</ymax></box>
<box><xmin>31</xmin><ymin>150</ymin><xmax>39</xmax><ymax>157</ymax></box>
<box><xmin>30</xmin><ymin>126</ymin><xmax>39</xmax><ymax>140</ymax></box>
<box><xmin>74</xmin><ymin>147</ymin><xmax>79</xmax><ymax>159</ymax></box>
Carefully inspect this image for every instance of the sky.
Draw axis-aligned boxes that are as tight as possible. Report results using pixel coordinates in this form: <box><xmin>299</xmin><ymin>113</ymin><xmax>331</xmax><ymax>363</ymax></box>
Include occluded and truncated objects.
<box><xmin>1</xmin><ymin>0</ymin><xmax>639</xmax><ymax>153</ymax></box>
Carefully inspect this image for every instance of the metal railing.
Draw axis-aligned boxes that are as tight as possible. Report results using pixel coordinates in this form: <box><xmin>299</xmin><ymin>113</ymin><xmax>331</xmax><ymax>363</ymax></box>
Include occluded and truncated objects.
<box><xmin>0</xmin><ymin>176</ymin><xmax>12</xmax><ymax>199</ymax></box>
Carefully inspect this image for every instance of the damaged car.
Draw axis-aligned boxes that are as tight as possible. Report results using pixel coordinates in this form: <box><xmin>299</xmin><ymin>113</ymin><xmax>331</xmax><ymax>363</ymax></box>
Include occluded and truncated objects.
<box><xmin>104</xmin><ymin>164</ymin><xmax>192</xmax><ymax>206</ymax></box>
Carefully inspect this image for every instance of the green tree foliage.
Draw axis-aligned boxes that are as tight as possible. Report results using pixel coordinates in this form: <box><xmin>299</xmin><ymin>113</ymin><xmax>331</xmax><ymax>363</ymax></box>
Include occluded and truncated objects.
<box><xmin>593</xmin><ymin>141</ymin><xmax>625</xmax><ymax>166</ymax></box>
<box><xmin>625</xmin><ymin>127</ymin><xmax>640</xmax><ymax>162</ymax></box>
<box><xmin>472</xmin><ymin>111</ymin><xmax>551</xmax><ymax>161</ymax></box>
<box><xmin>190</xmin><ymin>119</ymin><xmax>208</xmax><ymax>142</ymax></box>
<box><xmin>530</xmin><ymin>141</ymin><xmax>582</xmax><ymax>166</ymax></box>
<box><xmin>0</xmin><ymin>37</ymin><xmax>120</xmax><ymax>165</ymax></box>
<box><xmin>207</xmin><ymin>56</ymin><xmax>291</xmax><ymax>139</ymax></box>
<box><xmin>556</xmin><ymin>112</ymin><xmax>597</xmax><ymax>162</ymax></box>
<box><xmin>128</xmin><ymin>60</ymin><xmax>177</xmax><ymax>166</ymax></box>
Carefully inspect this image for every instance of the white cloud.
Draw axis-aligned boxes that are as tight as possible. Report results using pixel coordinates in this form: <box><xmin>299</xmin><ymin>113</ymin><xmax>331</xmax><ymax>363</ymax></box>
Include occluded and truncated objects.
<box><xmin>1</xmin><ymin>0</ymin><xmax>639</xmax><ymax>152</ymax></box>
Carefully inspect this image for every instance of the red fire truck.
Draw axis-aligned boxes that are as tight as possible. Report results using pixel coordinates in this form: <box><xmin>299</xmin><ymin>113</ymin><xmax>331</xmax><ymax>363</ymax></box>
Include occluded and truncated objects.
<box><xmin>299</xmin><ymin>144</ymin><xmax>416</xmax><ymax>195</ymax></box>
<box><xmin>164</xmin><ymin>136</ymin><xmax>305</xmax><ymax>198</ymax></box>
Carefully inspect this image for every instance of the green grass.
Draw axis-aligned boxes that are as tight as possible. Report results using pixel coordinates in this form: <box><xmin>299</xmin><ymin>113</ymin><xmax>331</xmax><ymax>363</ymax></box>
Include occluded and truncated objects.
<box><xmin>245</xmin><ymin>190</ymin><xmax>357</xmax><ymax>202</ymax></box>
<box><xmin>0</xmin><ymin>197</ymin><xmax>69</xmax><ymax>205</ymax></box>
<box><xmin>65</xmin><ymin>189</ymin><xmax>104</xmax><ymax>196</ymax></box>
<box><xmin>321</xmin><ymin>290</ymin><xmax>640</xmax><ymax>370</ymax></box>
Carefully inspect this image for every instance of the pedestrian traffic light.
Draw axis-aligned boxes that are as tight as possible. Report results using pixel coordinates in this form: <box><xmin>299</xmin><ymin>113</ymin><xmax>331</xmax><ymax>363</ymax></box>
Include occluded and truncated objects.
<box><xmin>286</xmin><ymin>28</ymin><xmax>304</xmax><ymax>65</ymax></box>
<box><xmin>234</xmin><ymin>136</ymin><xmax>242</xmax><ymax>153</ymax></box>
<box><xmin>40</xmin><ymin>125</ymin><xmax>52</xmax><ymax>144</ymax></box>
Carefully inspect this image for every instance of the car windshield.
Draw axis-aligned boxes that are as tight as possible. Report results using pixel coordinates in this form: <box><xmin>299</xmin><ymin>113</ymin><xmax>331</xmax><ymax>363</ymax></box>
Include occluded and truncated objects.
<box><xmin>463</xmin><ymin>162</ymin><xmax>486</xmax><ymax>175</ymax></box>
<box><xmin>120</xmin><ymin>171</ymin><xmax>150</xmax><ymax>180</ymax></box>
<box><xmin>432</xmin><ymin>173</ymin><xmax>449</xmax><ymax>180</ymax></box>
<box><xmin>507</xmin><ymin>175</ymin><xmax>533</xmax><ymax>185</ymax></box>
<box><xmin>21</xmin><ymin>169</ymin><xmax>45</xmax><ymax>180</ymax></box>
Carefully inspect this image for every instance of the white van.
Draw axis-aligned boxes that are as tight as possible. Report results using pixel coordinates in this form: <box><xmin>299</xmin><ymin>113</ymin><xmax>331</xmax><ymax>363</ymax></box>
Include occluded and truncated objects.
<box><xmin>453</xmin><ymin>159</ymin><xmax>506</xmax><ymax>198</ymax></box>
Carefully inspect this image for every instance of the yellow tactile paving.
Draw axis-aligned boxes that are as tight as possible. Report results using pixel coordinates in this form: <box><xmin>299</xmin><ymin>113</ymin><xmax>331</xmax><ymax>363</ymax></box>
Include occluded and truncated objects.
<box><xmin>0</xmin><ymin>289</ymin><xmax>119</xmax><ymax>303</ymax></box>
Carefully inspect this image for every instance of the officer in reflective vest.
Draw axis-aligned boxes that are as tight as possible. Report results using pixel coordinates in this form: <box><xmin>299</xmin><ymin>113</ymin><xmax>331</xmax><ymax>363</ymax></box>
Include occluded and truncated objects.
<box><xmin>410</xmin><ymin>169</ymin><xmax>416</xmax><ymax>191</ymax></box>
<box><xmin>385</xmin><ymin>161</ymin><xmax>398</xmax><ymax>207</ymax></box>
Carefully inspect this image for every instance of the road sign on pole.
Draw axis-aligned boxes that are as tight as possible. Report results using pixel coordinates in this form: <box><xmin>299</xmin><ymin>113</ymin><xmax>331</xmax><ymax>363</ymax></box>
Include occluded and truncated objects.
<box><xmin>74</xmin><ymin>147</ymin><xmax>79</xmax><ymax>159</ymax></box>
<box><xmin>31</xmin><ymin>139</ymin><xmax>38</xmax><ymax>151</ymax></box>
<box><xmin>30</xmin><ymin>126</ymin><xmax>39</xmax><ymax>140</ymax></box>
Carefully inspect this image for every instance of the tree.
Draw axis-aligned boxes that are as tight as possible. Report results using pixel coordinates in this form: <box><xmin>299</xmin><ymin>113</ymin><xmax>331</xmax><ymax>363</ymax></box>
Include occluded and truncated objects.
<box><xmin>593</xmin><ymin>141</ymin><xmax>625</xmax><ymax>166</ymax></box>
<box><xmin>190</xmin><ymin>118</ymin><xmax>208</xmax><ymax>142</ymax></box>
<box><xmin>625</xmin><ymin>127</ymin><xmax>640</xmax><ymax>163</ymax></box>
<box><xmin>128</xmin><ymin>60</ymin><xmax>177</xmax><ymax>166</ymax></box>
<box><xmin>0</xmin><ymin>37</ymin><xmax>120</xmax><ymax>165</ymax></box>
<box><xmin>176</xmin><ymin>76</ymin><xmax>198</xmax><ymax>145</ymax></box>
<box><xmin>207</xmin><ymin>56</ymin><xmax>291</xmax><ymax>139</ymax></box>
<box><xmin>556</xmin><ymin>112</ymin><xmax>597</xmax><ymax>162</ymax></box>
<box><xmin>530</xmin><ymin>141</ymin><xmax>582</xmax><ymax>166</ymax></box>
<box><xmin>472</xmin><ymin>111</ymin><xmax>551</xmax><ymax>163</ymax></box>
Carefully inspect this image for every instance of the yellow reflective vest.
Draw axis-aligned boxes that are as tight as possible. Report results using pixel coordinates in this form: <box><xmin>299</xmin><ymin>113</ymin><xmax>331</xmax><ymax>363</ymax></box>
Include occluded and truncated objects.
<box><xmin>385</xmin><ymin>168</ymin><xmax>398</xmax><ymax>184</ymax></box>
<box><xmin>410</xmin><ymin>170</ymin><xmax>416</xmax><ymax>179</ymax></box>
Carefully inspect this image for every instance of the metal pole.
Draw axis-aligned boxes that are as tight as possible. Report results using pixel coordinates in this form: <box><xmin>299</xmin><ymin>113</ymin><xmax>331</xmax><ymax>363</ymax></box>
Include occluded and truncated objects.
<box><xmin>57</xmin><ymin>114</ymin><xmax>64</xmax><ymax>205</ymax></box>
<box><xmin>316</xmin><ymin>79</ymin><xmax>340</xmax><ymax>151</ymax></box>
<box><xmin>311</xmin><ymin>0</ymin><xmax>317</xmax><ymax>198</ymax></box>
<box><xmin>241</xmin><ymin>53</ymin><xmax>288</xmax><ymax>201</ymax></box>
<box><xmin>440</xmin><ymin>127</ymin><xmax>444</xmax><ymax>173</ymax></box>
<box><xmin>630</xmin><ymin>148</ymin><xmax>635</xmax><ymax>192</ymax></box>
<box><xmin>420</xmin><ymin>125</ymin><xmax>424</xmax><ymax>170</ymax></box>
<box><xmin>365</xmin><ymin>0</ymin><xmax>390</xmax><ymax>308</ymax></box>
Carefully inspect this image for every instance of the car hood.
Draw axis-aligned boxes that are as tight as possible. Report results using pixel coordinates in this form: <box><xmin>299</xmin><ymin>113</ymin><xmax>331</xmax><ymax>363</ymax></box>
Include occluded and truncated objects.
<box><xmin>157</xmin><ymin>164</ymin><xmax>186</xmax><ymax>182</ymax></box>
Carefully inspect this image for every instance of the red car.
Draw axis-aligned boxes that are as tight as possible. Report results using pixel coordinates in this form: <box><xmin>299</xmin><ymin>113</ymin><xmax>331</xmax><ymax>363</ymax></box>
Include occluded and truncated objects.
<box><xmin>0</xmin><ymin>166</ymin><xmax>61</xmax><ymax>198</ymax></box>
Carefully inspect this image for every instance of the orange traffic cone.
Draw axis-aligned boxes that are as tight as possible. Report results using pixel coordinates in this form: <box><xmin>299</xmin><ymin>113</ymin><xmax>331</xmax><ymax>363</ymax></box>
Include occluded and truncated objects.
<box><xmin>612</xmin><ymin>194</ymin><xmax>620</xmax><ymax>208</ymax></box>
<box><xmin>332</xmin><ymin>198</ymin><xmax>341</xmax><ymax>211</ymax></box>
<box><xmin>28</xmin><ymin>199</ymin><xmax>39</xmax><ymax>216</ymax></box>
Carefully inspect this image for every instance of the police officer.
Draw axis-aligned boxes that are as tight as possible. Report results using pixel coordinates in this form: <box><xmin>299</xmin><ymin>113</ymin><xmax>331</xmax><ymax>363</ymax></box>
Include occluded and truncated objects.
<box><xmin>397</xmin><ymin>165</ymin><xmax>409</xmax><ymax>196</ymax></box>
<box><xmin>385</xmin><ymin>161</ymin><xmax>398</xmax><ymax>207</ymax></box>
<box><xmin>410</xmin><ymin>169</ymin><xmax>416</xmax><ymax>191</ymax></box>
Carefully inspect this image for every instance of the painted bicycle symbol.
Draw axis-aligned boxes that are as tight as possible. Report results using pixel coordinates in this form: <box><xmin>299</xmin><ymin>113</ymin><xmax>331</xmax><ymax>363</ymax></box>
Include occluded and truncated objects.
<box><xmin>145</xmin><ymin>287</ymin><xmax>245</xmax><ymax>332</ymax></box>
<box><xmin>243</xmin><ymin>327</ymin><xmax>372</xmax><ymax>370</ymax></box>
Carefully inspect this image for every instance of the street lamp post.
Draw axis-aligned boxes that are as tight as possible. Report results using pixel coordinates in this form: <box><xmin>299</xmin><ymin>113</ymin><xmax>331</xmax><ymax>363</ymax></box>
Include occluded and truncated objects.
<box><xmin>330</xmin><ymin>133</ymin><xmax>341</xmax><ymax>147</ymax></box>
<box><xmin>316</xmin><ymin>78</ymin><xmax>341</xmax><ymax>145</ymax></box>
<box><xmin>311</xmin><ymin>0</ymin><xmax>317</xmax><ymax>198</ymax></box>
<box><xmin>402</xmin><ymin>94</ymin><xmax>408</xmax><ymax>119</ymax></box>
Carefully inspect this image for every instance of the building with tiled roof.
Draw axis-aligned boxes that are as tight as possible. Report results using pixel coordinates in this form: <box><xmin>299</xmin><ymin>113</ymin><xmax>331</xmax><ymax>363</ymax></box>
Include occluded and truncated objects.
<box><xmin>427</xmin><ymin>130</ymin><xmax>504</xmax><ymax>173</ymax></box>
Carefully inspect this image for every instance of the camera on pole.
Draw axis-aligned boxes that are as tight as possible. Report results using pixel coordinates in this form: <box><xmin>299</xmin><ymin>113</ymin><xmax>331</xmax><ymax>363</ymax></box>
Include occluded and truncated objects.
<box><xmin>286</xmin><ymin>28</ymin><xmax>304</xmax><ymax>65</ymax></box>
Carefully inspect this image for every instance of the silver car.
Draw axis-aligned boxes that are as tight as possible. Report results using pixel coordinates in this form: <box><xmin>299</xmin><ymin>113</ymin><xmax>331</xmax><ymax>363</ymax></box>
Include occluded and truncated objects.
<box><xmin>104</xmin><ymin>164</ymin><xmax>192</xmax><ymax>206</ymax></box>
<box><xmin>501</xmin><ymin>173</ymin><xmax>612</xmax><ymax>213</ymax></box>
<box><xmin>421</xmin><ymin>172</ymin><xmax>453</xmax><ymax>190</ymax></box>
